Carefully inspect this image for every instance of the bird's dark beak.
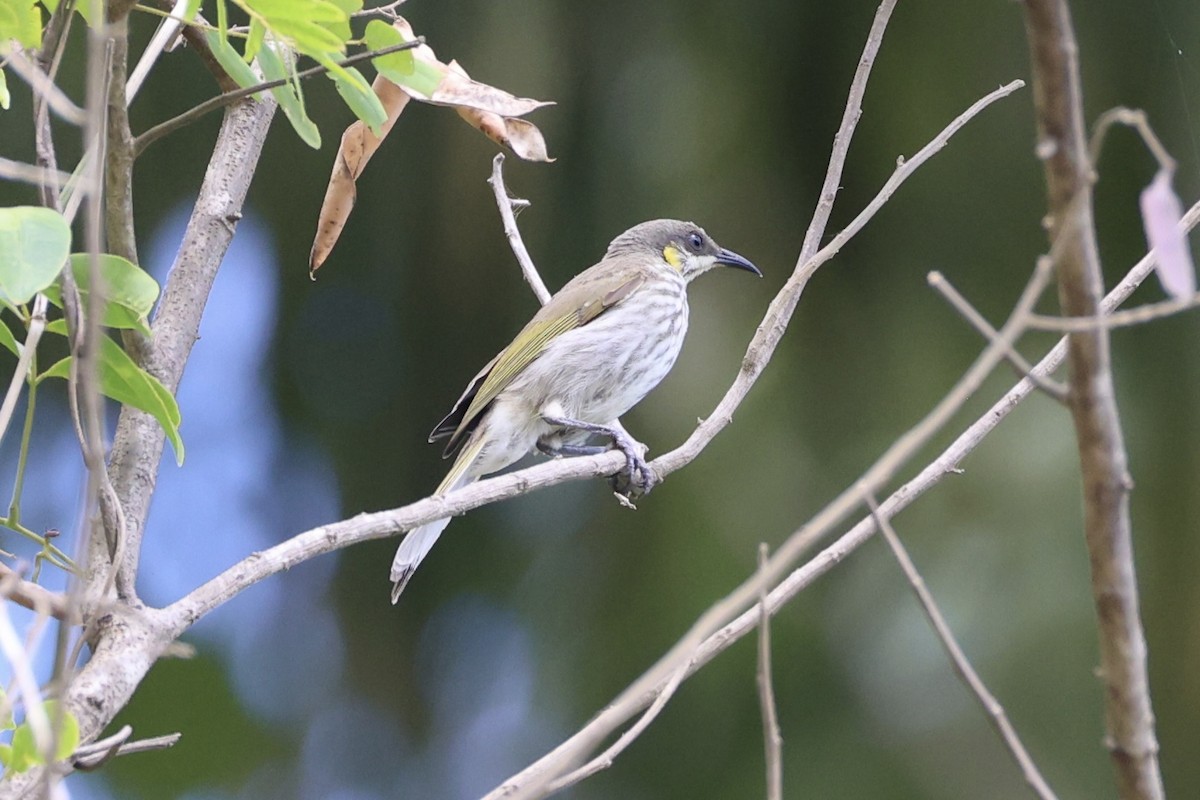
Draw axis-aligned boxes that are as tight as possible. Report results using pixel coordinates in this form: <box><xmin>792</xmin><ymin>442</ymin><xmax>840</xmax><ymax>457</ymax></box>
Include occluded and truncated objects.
<box><xmin>715</xmin><ymin>248</ymin><xmax>762</xmax><ymax>277</ymax></box>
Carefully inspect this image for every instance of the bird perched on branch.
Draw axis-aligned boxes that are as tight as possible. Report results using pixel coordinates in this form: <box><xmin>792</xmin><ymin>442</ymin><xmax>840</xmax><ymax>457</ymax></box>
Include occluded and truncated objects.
<box><xmin>390</xmin><ymin>219</ymin><xmax>760</xmax><ymax>601</ymax></box>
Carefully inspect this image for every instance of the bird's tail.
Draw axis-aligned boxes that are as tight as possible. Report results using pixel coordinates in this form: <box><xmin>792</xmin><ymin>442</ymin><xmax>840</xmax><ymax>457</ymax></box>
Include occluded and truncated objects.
<box><xmin>390</xmin><ymin>436</ymin><xmax>485</xmax><ymax>603</ymax></box>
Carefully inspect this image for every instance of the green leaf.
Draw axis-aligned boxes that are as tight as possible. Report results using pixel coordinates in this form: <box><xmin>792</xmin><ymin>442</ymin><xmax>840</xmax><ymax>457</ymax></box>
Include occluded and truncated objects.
<box><xmin>0</xmin><ymin>744</ymin><xmax>10</xmax><ymax>768</ymax></box>
<box><xmin>0</xmin><ymin>703</ymin><xmax>78</xmax><ymax>772</ymax></box>
<box><xmin>7</xmin><ymin>723</ymin><xmax>36</xmax><ymax>772</ymax></box>
<box><xmin>0</xmin><ymin>206</ymin><xmax>71</xmax><ymax>305</ymax></box>
<box><xmin>42</xmin><ymin>321</ymin><xmax>186</xmax><ymax>465</ymax></box>
<box><xmin>244</xmin><ymin>0</ymin><xmax>347</xmax><ymax>24</ymax></box>
<box><xmin>263</xmin><ymin>15</ymin><xmax>345</xmax><ymax>55</ymax></box>
<box><xmin>0</xmin><ymin>688</ymin><xmax>13</xmax><ymax>730</ymax></box>
<box><xmin>330</xmin><ymin>65</ymin><xmax>385</xmax><ymax>135</ymax></box>
<box><xmin>204</xmin><ymin>30</ymin><xmax>262</xmax><ymax>93</ymax></box>
<box><xmin>364</xmin><ymin>19</ymin><xmax>414</xmax><ymax>81</ymax></box>
<box><xmin>42</xmin><ymin>702</ymin><xmax>78</xmax><ymax>762</ymax></box>
<box><xmin>244</xmin><ymin>17</ymin><xmax>266</xmax><ymax>63</ymax></box>
<box><xmin>73</xmin><ymin>0</ymin><xmax>94</xmax><ymax>27</ymax></box>
<box><xmin>42</xmin><ymin>254</ymin><xmax>159</xmax><ymax>335</ymax></box>
<box><xmin>0</xmin><ymin>317</ymin><xmax>19</xmax><ymax>358</ymax></box>
<box><xmin>0</xmin><ymin>1</ymin><xmax>42</xmax><ymax>50</ymax></box>
<box><xmin>0</xmin><ymin>68</ymin><xmax>10</xmax><ymax>111</ymax></box>
<box><xmin>239</xmin><ymin>0</ymin><xmax>349</xmax><ymax>54</ymax></box>
<box><xmin>258</xmin><ymin>44</ymin><xmax>321</xmax><ymax>148</ymax></box>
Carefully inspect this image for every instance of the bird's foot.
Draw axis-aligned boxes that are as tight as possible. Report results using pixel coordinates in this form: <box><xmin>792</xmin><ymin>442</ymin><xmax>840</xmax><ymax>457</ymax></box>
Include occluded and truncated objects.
<box><xmin>607</xmin><ymin>428</ymin><xmax>657</xmax><ymax>500</ymax></box>
<box><xmin>539</xmin><ymin>413</ymin><xmax>657</xmax><ymax>500</ymax></box>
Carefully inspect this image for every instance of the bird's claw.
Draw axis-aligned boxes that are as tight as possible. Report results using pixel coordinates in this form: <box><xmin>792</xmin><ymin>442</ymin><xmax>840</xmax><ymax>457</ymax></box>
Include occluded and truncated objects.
<box><xmin>608</xmin><ymin>434</ymin><xmax>657</xmax><ymax>500</ymax></box>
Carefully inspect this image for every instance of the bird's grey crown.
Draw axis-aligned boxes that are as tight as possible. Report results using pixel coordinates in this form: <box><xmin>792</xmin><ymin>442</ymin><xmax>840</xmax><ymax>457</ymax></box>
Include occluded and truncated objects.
<box><xmin>604</xmin><ymin>219</ymin><xmax>718</xmax><ymax>259</ymax></box>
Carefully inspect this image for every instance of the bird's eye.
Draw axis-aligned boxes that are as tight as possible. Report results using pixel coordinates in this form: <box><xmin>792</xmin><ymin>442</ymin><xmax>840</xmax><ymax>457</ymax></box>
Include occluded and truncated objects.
<box><xmin>687</xmin><ymin>232</ymin><xmax>704</xmax><ymax>251</ymax></box>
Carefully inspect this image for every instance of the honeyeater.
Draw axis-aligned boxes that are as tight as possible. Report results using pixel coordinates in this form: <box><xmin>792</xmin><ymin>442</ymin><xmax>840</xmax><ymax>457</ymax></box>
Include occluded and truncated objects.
<box><xmin>391</xmin><ymin>219</ymin><xmax>760</xmax><ymax>601</ymax></box>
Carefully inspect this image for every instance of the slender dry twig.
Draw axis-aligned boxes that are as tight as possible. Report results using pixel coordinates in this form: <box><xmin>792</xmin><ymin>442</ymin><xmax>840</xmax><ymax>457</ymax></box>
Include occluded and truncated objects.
<box><xmin>865</xmin><ymin>494</ymin><xmax>1058</xmax><ymax>800</ymax></box>
<box><xmin>928</xmin><ymin>269</ymin><xmax>1069</xmax><ymax>401</ymax></box>
<box><xmin>756</xmin><ymin>544</ymin><xmax>783</xmax><ymax>800</ymax></box>
<box><xmin>1089</xmin><ymin>107</ymin><xmax>1175</xmax><ymax>173</ymax></box>
<box><xmin>544</xmin><ymin>657</ymin><xmax>692</xmax><ymax>794</ymax></box>
<box><xmin>132</xmin><ymin>38</ymin><xmax>424</xmax><ymax>156</ymax></box>
<box><xmin>70</xmin><ymin>725</ymin><xmax>181</xmax><ymax>770</ymax></box>
<box><xmin>0</xmin><ymin>297</ymin><xmax>49</xmax><ymax>449</ymax></box>
<box><xmin>1025</xmin><ymin>292</ymin><xmax>1200</xmax><ymax>331</ymax></box>
<box><xmin>127</xmin><ymin>0</ymin><xmax>191</xmax><ymax>100</ymax></box>
<box><xmin>488</xmin><ymin>153</ymin><xmax>551</xmax><ymax>305</ymax></box>
<box><xmin>0</xmin><ymin>564</ymin><xmax>72</xmax><ymax>622</ymax></box>
<box><xmin>1021</xmin><ymin>3</ymin><xmax>1164</xmax><ymax>798</ymax></box>
<box><xmin>352</xmin><ymin>0</ymin><xmax>408</xmax><ymax>17</ymax></box>
<box><xmin>0</xmin><ymin>157</ymin><xmax>74</xmax><ymax>188</ymax></box>
<box><xmin>0</xmin><ymin>593</ymin><xmax>52</xmax><ymax>763</ymax></box>
<box><xmin>3</xmin><ymin>49</ymin><xmax>86</xmax><ymax>125</ymax></box>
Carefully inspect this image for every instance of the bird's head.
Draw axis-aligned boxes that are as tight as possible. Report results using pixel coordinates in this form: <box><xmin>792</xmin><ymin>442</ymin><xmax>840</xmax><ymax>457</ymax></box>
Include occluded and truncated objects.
<box><xmin>606</xmin><ymin>219</ymin><xmax>761</xmax><ymax>282</ymax></box>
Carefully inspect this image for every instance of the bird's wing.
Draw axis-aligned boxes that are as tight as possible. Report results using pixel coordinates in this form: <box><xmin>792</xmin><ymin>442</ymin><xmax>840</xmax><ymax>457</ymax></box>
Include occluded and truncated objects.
<box><xmin>429</xmin><ymin>353</ymin><xmax>500</xmax><ymax>443</ymax></box>
<box><xmin>438</xmin><ymin>271</ymin><xmax>646</xmax><ymax>456</ymax></box>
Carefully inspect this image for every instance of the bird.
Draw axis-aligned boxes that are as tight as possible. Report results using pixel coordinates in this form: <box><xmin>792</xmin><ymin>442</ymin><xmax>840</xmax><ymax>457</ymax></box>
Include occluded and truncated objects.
<box><xmin>390</xmin><ymin>219</ymin><xmax>760</xmax><ymax>601</ymax></box>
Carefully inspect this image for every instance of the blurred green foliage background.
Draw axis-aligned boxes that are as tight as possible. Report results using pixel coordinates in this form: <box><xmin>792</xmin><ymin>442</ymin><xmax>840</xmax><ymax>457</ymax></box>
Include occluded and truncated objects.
<box><xmin>2</xmin><ymin>1</ymin><xmax>1199</xmax><ymax>798</ymax></box>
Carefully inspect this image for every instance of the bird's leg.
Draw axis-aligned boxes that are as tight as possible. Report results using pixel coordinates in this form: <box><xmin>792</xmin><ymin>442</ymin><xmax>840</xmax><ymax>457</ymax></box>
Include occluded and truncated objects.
<box><xmin>540</xmin><ymin>413</ymin><xmax>657</xmax><ymax>495</ymax></box>
<box><xmin>536</xmin><ymin>438</ymin><xmax>609</xmax><ymax>457</ymax></box>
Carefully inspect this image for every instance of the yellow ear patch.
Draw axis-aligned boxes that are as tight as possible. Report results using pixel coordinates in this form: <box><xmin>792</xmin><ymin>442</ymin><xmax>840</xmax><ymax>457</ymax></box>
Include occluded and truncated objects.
<box><xmin>662</xmin><ymin>245</ymin><xmax>684</xmax><ymax>271</ymax></box>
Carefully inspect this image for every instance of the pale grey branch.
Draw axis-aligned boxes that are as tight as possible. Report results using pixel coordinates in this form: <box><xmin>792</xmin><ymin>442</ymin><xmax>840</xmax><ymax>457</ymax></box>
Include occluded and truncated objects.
<box><xmin>489</xmin><ymin>153</ymin><xmax>551</xmax><ymax>305</ymax></box>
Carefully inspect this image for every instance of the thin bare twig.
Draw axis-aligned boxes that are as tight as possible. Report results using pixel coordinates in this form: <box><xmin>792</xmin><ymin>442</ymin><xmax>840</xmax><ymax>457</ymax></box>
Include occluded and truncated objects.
<box><xmin>1089</xmin><ymin>107</ymin><xmax>1175</xmax><ymax>173</ymax></box>
<box><xmin>927</xmin><ymin>269</ymin><xmax>1069</xmax><ymax>402</ymax></box>
<box><xmin>0</xmin><ymin>564</ymin><xmax>72</xmax><ymax>622</ymax></box>
<box><xmin>756</xmin><ymin>544</ymin><xmax>783</xmax><ymax>800</ymax></box>
<box><xmin>489</xmin><ymin>154</ymin><xmax>551</xmax><ymax>305</ymax></box>
<box><xmin>0</xmin><ymin>297</ymin><xmax>49</xmax><ymax>449</ymax></box>
<box><xmin>0</xmin><ymin>587</ymin><xmax>52</xmax><ymax>764</ymax></box>
<box><xmin>3</xmin><ymin>49</ymin><xmax>86</xmax><ymax>125</ymax></box>
<box><xmin>127</xmin><ymin>0</ymin><xmax>191</xmax><ymax>101</ymax></box>
<box><xmin>544</xmin><ymin>658</ymin><xmax>692</xmax><ymax>794</ymax></box>
<box><xmin>0</xmin><ymin>157</ymin><xmax>74</xmax><ymax>188</ymax></box>
<box><xmin>132</xmin><ymin>39</ymin><xmax>424</xmax><ymax>157</ymax></box>
<box><xmin>1025</xmin><ymin>292</ymin><xmax>1200</xmax><ymax>331</ymax></box>
<box><xmin>71</xmin><ymin>725</ymin><xmax>181</xmax><ymax>770</ymax></box>
<box><xmin>1021</xmin><ymin>3</ymin><xmax>1164</xmax><ymax>797</ymax></box>
<box><xmin>865</xmin><ymin>494</ymin><xmax>1057</xmax><ymax>800</ymax></box>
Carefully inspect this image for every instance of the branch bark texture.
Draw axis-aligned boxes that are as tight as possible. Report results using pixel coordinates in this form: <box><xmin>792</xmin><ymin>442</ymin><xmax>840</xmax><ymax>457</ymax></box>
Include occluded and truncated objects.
<box><xmin>102</xmin><ymin>98</ymin><xmax>278</xmax><ymax>599</ymax></box>
<box><xmin>1020</xmin><ymin>2</ymin><xmax>1164</xmax><ymax>798</ymax></box>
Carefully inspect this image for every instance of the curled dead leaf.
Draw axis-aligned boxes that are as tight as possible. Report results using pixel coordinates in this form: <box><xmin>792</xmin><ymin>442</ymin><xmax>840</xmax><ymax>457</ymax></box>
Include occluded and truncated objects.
<box><xmin>309</xmin><ymin>19</ymin><xmax>554</xmax><ymax>275</ymax></box>
<box><xmin>449</xmin><ymin>61</ymin><xmax>554</xmax><ymax>162</ymax></box>
<box><xmin>309</xmin><ymin>77</ymin><xmax>411</xmax><ymax>277</ymax></box>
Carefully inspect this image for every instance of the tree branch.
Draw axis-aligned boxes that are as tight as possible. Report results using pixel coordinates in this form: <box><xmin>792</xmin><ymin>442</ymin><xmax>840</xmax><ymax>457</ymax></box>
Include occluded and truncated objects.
<box><xmin>1020</xmin><ymin>3</ymin><xmax>1164</xmax><ymax>798</ymax></box>
<box><xmin>105</xmin><ymin>93</ymin><xmax>278</xmax><ymax>603</ymax></box>
<box><xmin>488</xmin><ymin>153</ymin><xmax>551</xmax><ymax>304</ymax></box>
<box><xmin>756</xmin><ymin>544</ymin><xmax>783</xmax><ymax>800</ymax></box>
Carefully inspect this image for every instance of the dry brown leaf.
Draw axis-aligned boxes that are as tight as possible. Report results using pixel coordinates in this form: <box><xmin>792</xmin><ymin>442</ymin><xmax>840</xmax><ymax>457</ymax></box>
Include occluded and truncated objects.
<box><xmin>309</xmin><ymin>19</ymin><xmax>554</xmax><ymax>275</ymax></box>
<box><xmin>449</xmin><ymin>61</ymin><xmax>554</xmax><ymax>163</ymax></box>
<box><xmin>309</xmin><ymin>76</ymin><xmax>411</xmax><ymax>277</ymax></box>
